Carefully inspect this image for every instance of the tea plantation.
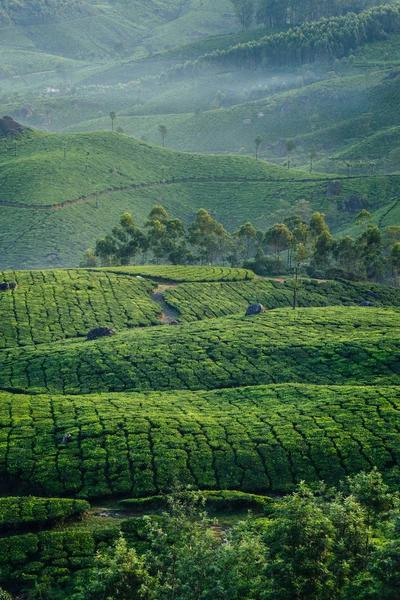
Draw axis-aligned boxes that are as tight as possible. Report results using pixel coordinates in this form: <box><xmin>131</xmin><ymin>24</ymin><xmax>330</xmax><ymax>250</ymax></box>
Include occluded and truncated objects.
<box><xmin>164</xmin><ymin>278</ymin><xmax>400</xmax><ymax>321</ymax></box>
<box><xmin>0</xmin><ymin>384</ymin><xmax>398</xmax><ymax>499</ymax></box>
<box><xmin>0</xmin><ymin>269</ymin><xmax>161</xmax><ymax>348</ymax></box>
<box><xmin>0</xmin><ymin>267</ymin><xmax>399</xmax><ymax>597</ymax></box>
<box><xmin>0</xmin><ymin>307</ymin><xmax>398</xmax><ymax>394</ymax></box>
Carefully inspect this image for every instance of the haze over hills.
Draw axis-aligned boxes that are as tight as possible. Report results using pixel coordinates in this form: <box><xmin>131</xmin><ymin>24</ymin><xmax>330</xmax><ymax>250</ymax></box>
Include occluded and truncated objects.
<box><xmin>1</xmin><ymin>2</ymin><xmax>400</xmax><ymax>599</ymax></box>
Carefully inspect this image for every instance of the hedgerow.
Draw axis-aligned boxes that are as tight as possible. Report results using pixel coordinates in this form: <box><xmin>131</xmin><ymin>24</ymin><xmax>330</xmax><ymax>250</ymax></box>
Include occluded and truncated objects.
<box><xmin>0</xmin><ymin>307</ymin><xmax>398</xmax><ymax>394</ymax></box>
<box><xmin>0</xmin><ymin>384</ymin><xmax>398</xmax><ymax>498</ymax></box>
<box><xmin>0</xmin><ymin>526</ymin><xmax>118</xmax><ymax>588</ymax></box>
<box><xmin>0</xmin><ymin>497</ymin><xmax>89</xmax><ymax>533</ymax></box>
<box><xmin>163</xmin><ymin>278</ymin><xmax>400</xmax><ymax>321</ymax></box>
<box><xmin>0</xmin><ymin>269</ymin><xmax>160</xmax><ymax>348</ymax></box>
<box><xmin>104</xmin><ymin>266</ymin><xmax>255</xmax><ymax>282</ymax></box>
<box><xmin>118</xmin><ymin>490</ymin><xmax>272</xmax><ymax>512</ymax></box>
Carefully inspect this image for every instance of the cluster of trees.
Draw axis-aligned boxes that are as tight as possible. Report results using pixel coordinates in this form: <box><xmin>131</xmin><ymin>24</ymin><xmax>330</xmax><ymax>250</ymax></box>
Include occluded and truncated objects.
<box><xmin>230</xmin><ymin>0</ymin><xmax>390</xmax><ymax>30</ymax></box>
<box><xmin>81</xmin><ymin>205</ymin><xmax>400</xmax><ymax>287</ymax></box>
<box><xmin>66</xmin><ymin>469</ymin><xmax>400</xmax><ymax>600</ymax></box>
<box><xmin>247</xmin><ymin>210</ymin><xmax>400</xmax><ymax>285</ymax></box>
<box><xmin>81</xmin><ymin>206</ymin><xmax>231</xmax><ymax>268</ymax></box>
<box><xmin>205</xmin><ymin>4</ymin><xmax>400</xmax><ymax>68</ymax></box>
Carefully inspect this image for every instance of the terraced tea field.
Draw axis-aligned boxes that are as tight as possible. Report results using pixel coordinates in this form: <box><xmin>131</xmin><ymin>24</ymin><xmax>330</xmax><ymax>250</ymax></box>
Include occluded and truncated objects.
<box><xmin>0</xmin><ymin>269</ymin><xmax>160</xmax><ymax>348</ymax></box>
<box><xmin>0</xmin><ymin>268</ymin><xmax>398</xmax><ymax>598</ymax></box>
<box><xmin>164</xmin><ymin>279</ymin><xmax>400</xmax><ymax>321</ymax></box>
<box><xmin>0</xmin><ymin>307</ymin><xmax>398</xmax><ymax>394</ymax></box>
<box><xmin>0</xmin><ymin>384</ymin><xmax>398</xmax><ymax>498</ymax></box>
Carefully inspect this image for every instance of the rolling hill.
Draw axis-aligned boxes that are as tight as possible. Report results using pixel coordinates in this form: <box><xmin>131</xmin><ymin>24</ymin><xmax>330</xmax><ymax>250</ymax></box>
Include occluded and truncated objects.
<box><xmin>0</xmin><ymin>264</ymin><xmax>398</xmax><ymax>595</ymax></box>
<box><xmin>1</xmin><ymin>125</ymin><xmax>400</xmax><ymax>269</ymax></box>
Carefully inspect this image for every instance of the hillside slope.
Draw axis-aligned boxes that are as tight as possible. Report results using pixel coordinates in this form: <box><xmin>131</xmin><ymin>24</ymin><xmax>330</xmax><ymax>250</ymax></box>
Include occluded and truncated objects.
<box><xmin>1</xmin><ymin>127</ymin><xmax>400</xmax><ymax>269</ymax></box>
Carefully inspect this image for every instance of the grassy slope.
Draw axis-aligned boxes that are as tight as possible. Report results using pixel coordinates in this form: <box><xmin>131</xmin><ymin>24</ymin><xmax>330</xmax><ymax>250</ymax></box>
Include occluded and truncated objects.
<box><xmin>0</xmin><ymin>384</ymin><xmax>398</xmax><ymax>497</ymax></box>
<box><xmin>0</xmin><ymin>269</ymin><xmax>161</xmax><ymax>348</ymax></box>
<box><xmin>164</xmin><ymin>279</ymin><xmax>400</xmax><ymax>321</ymax></box>
<box><xmin>2</xmin><ymin>127</ymin><xmax>400</xmax><ymax>269</ymax></box>
<box><xmin>0</xmin><ymin>306</ymin><xmax>398</xmax><ymax>394</ymax></box>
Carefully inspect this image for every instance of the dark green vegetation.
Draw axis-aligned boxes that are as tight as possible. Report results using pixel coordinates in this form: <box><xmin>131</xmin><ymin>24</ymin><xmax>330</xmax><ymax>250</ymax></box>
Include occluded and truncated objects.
<box><xmin>0</xmin><ymin>497</ymin><xmax>89</xmax><ymax>532</ymax></box>
<box><xmin>0</xmin><ymin>384</ymin><xmax>398</xmax><ymax>498</ymax></box>
<box><xmin>164</xmin><ymin>278</ymin><xmax>400</xmax><ymax>321</ymax></box>
<box><xmin>1</xmin><ymin>1</ymin><xmax>400</xmax><ymax>596</ymax></box>
<box><xmin>109</xmin><ymin>266</ymin><xmax>254</xmax><ymax>282</ymax></box>
<box><xmin>0</xmin><ymin>307</ymin><xmax>398</xmax><ymax>394</ymax></box>
<box><xmin>0</xmin><ymin>269</ymin><xmax>160</xmax><ymax>348</ymax></box>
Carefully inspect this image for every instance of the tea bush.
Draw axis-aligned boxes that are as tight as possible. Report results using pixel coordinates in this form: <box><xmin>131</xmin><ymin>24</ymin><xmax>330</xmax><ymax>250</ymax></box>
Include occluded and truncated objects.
<box><xmin>0</xmin><ymin>384</ymin><xmax>398</xmax><ymax>498</ymax></box>
<box><xmin>164</xmin><ymin>279</ymin><xmax>400</xmax><ymax>321</ymax></box>
<box><xmin>0</xmin><ymin>269</ymin><xmax>160</xmax><ymax>348</ymax></box>
<box><xmin>119</xmin><ymin>490</ymin><xmax>272</xmax><ymax>512</ymax></box>
<box><xmin>0</xmin><ymin>527</ymin><xmax>117</xmax><ymax>587</ymax></box>
<box><xmin>105</xmin><ymin>266</ymin><xmax>255</xmax><ymax>282</ymax></box>
<box><xmin>0</xmin><ymin>307</ymin><xmax>398</xmax><ymax>394</ymax></box>
<box><xmin>0</xmin><ymin>497</ymin><xmax>89</xmax><ymax>533</ymax></box>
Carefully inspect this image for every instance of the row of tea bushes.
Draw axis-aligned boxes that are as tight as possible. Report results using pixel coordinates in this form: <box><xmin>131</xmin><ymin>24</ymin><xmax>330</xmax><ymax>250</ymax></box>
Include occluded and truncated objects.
<box><xmin>119</xmin><ymin>490</ymin><xmax>272</xmax><ymax>512</ymax></box>
<box><xmin>105</xmin><ymin>266</ymin><xmax>255</xmax><ymax>282</ymax></box>
<box><xmin>0</xmin><ymin>307</ymin><xmax>398</xmax><ymax>394</ymax></box>
<box><xmin>0</xmin><ymin>526</ymin><xmax>118</xmax><ymax>588</ymax></box>
<box><xmin>163</xmin><ymin>278</ymin><xmax>400</xmax><ymax>322</ymax></box>
<box><xmin>0</xmin><ymin>384</ymin><xmax>398</xmax><ymax>498</ymax></box>
<box><xmin>0</xmin><ymin>269</ymin><xmax>160</xmax><ymax>349</ymax></box>
<box><xmin>0</xmin><ymin>497</ymin><xmax>89</xmax><ymax>532</ymax></box>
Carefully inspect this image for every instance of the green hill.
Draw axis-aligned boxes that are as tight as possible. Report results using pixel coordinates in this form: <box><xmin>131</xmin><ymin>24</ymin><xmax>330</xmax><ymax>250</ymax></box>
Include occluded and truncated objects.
<box><xmin>0</xmin><ymin>384</ymin><xmax>398</xmax><ymax>498</ymax></box>
<box><xmin>0</xmin><ymin>306</ymin><xmax>398</xmax><ymax>394</ymax></box>
<box><xmin>2</xmin><ymin>127</ymin><xmax>400</xmax><ymax>269</ymax></box>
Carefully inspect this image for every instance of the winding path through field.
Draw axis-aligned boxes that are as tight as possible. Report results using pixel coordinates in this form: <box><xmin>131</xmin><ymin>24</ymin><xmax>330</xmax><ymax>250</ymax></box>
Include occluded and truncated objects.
<box><xmin>151</xmin><ymin>283</ymin><xmax>181</xmax><ymax>324</ymax></box>
<box><xmin>0</xmin><ymin>174</ymin><xmax>386</xmax><ymax>210</ymax></box>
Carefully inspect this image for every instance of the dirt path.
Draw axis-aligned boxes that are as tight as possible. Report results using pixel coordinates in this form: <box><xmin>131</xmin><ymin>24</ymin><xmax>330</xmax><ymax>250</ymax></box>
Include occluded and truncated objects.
<box><xmin>0</xmin><ymin>173</ymin><xmax>388</xmax><ymax>211</ymax></box>
<box><xmin>151</xmin><ymin>284</ymin><xmax>181</xmax><ymax>324</ymax></box>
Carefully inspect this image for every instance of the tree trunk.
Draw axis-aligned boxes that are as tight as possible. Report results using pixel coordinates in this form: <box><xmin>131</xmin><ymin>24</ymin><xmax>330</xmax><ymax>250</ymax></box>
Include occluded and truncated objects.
<box><xmin>293</xmin><ymin>263</ymin><xmax>299</xmax><ymax>309</ymax></box>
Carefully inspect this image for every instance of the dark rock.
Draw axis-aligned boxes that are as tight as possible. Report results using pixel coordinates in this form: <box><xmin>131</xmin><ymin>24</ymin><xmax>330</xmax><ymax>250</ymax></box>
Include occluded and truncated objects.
<box><xmin>345</xmin><ymin>195</ymin><xmax>364</xmax><ymax>213</ymax></box>
<box><xmin>245</xmin><ymin>303</ymin><xmax>265</xmax><ymax>316</ymax></box>
<box><xmin>87</xmin><ymin>327</ymin><xmax>116</xmax><ymax>341</ymax></box>
<box><xmin>8</xmin><ymin>282</ymin><xmax>18</xmax><ymax>290</ymax></box>
<box><xmin>169</xmin><ymin>320</ymin><xmax>180</xmax><ymax>325</ymax></box>
<box><xmin>0</xmin><ymin>283</ymin><xmax>9</xmax><ymax>291</ymax></box>
<box><xmin>0</xmin><ymin>116</ymin><xmax>25</xmax><ymax>137</ymax></box>
<box><xmin>327</xmin><ymin>181</ymin><xmax>342</xmax><ymax>196</ymax></box>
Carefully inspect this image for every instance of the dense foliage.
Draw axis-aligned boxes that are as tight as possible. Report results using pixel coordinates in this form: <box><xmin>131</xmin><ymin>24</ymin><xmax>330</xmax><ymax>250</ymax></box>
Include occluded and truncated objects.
<box><xmin>71</xmin><ymin>475</ymin><xmax>400</xmax><ymax>600</ymax></box>
<box><xmin>164</xmin><ymin>277</ymin><xmax>400</xmax><ymax>321</ymax></box>
<box><xmin>201</xmin><ymin>4</ymin><xmax>400</xmax><ymax>70</ymax></box>
<box><xmin>0</xmin><ymin>306</ymin><xmax>398</xmax><ymax>394</ymax></box>
<box><xmin>0</xmin><ymin>269</ymin><xmax>160</xmax><ymax>348</ymax></box>
<box><xmin>0</xmin><ymin>384</ymin><xmax>398</xmax><ymax>498</ymax></box>
<box><xmin>0</xmin><ymin>497</ymin><xmax>89</xmax><ymax>532</ymax></box>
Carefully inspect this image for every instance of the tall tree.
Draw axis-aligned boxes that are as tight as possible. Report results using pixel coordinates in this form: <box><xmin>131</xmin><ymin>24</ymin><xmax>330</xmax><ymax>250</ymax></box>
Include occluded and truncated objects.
<box><xmin>188</xmin><ymin>209</ymin><xmax>229</xmax><ymax>264</ymax></box>
<box><xmin>254</xmin><ymin>134</ymin><xmax>263</xmax><ymax>160</ymax></box>
<box><xmin>285</xmin><ymin>138</ymin><xmax>295</xmax><ymax>169</ymax></box>
<box><xmin>230</xmin><ymin>0</ymin><xmax>255</xmax><ymax>30</ymax></box>
<box><xmin>145</xmin><ymin>205</ymin><xmax>185</xmax><ymax>264</ymax></box>
<box><xmin>158</xmin><ymin>124</ymin><xmax>168</xmax><ymax>148</ymax></box>
<box><xmin>235</xmin><ymin>221</ymin><xmax>257</xmax><ymax>259</ymax></box>
<box><xmin>109</xmin><ymin>111</ymin><xmax>116</xmax><ymax>132</ymax></box>
<box><xmin>309</xmin><ymin>145</ymin><xmax>318</xmax><ymax>173</ymax></box>
<box><xmin>265</xmin><ymin>223</ymin><xmax>292</xmax><ymax>259</ymax></box>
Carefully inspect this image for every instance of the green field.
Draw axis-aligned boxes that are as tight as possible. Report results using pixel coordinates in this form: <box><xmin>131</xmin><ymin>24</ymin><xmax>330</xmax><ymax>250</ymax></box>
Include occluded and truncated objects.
<box><xmin>1</xmin><ymin>4</ymin><xmax>400</xmax><ymax>597</ymax></box>
<box><xmin>0</xmin><ymin>307</ymin><xmax>398</xmax><ymax>395</ymax></box>
<box><xmin>0</xmin><ymin>384</ymin><xmax>398</xmax><ymax>498</ymax></box>
<box><xmin>164</xmin><ymin>279</ymin><xmax>400</xmax><ymax>321</ymax></box>
<box><xmin>0</xmin><ymin>269</ymin><xmax>161</xmax><ymax>348</ymax></box>
<box><xmin>1</xmin><ymin>127</ymin><xmax>400</xmax><ymax>269</ymax></box>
